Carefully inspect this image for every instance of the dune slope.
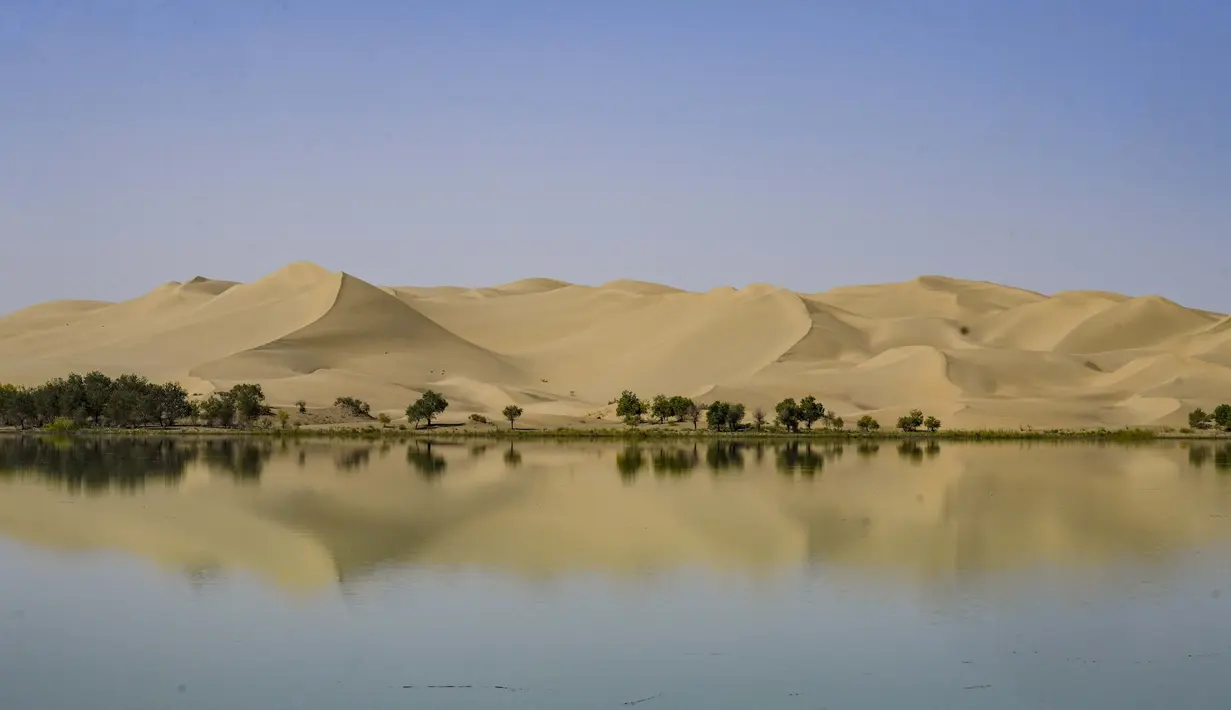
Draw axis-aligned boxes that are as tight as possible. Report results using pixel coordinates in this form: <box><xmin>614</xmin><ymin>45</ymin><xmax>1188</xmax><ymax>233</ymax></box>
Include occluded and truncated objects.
<box><xmin>0</xmin><ymin>263</ymin><xmax>1228</xmax><ymax>428</ymax></box>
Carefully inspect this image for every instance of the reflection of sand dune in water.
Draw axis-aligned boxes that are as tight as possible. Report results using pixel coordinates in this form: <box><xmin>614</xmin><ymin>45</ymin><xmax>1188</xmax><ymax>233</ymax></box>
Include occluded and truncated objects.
<box><xmin>1</xmin><ymin>440</ymin><xmax>1231</xmax><ymax>591</ymax></box>
<box><xmin>4</xmin><ymin>263</ymin><xmax>1231</xmax><ymax>428</ymax></box>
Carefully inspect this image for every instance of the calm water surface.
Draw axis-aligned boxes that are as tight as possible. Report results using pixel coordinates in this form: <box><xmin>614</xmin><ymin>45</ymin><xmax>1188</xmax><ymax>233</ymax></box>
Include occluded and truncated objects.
<box><xmin>2</xmin><ymin>436</ymin><xmax>1231</xmax><ymax>709</ymax></box>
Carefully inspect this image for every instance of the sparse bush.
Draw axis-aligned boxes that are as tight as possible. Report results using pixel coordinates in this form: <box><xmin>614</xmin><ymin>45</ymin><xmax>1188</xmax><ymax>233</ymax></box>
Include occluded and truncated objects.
<box><xmin>897</xmin><ymin>408</ymin><xmax>925</xmax><ymax>432</ymax></box>
<box><xmin>753</xmin><ymin>407</ymin><xmax>766</xmax><ymax>431</ymax></box>
<box><xmin>295</xmin><ymin>399</ymin><xmax>307</xmax><ymax>414</ymax></box>
<box><xmin>277</xmin><ymin>410</ymin><xmax>290</xmax><ymax>429</ymax></box>
<box><xmin>334</xmin><ymin>396</ymin><xmax>372</xmax><ymax>418</ymax></box>
<box><xmin>502</xmin><ymin>404</ymin><xmax>524</xmax><ymax>430</ymax></box>
<box><xmin>377</xmin><ymin>412</ymin><xmax>392</xmax><ymax>427</ymax></box>
<box><xmin>469</xmin><ymin>413</ymin><xmax>489</xmax><ymax>424</ymax></box>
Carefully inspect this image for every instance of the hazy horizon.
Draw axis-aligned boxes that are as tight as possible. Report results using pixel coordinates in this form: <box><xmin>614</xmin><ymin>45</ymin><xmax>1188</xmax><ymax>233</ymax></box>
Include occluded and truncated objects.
<box><xmin>3</xmin><ymin>1</ymin><xmax>1229</xmax><ymax>313</ymax></box>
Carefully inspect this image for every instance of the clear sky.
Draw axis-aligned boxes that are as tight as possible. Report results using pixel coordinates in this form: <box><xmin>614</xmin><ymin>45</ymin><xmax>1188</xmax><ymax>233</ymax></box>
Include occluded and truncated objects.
<box><xmin>2</xmin><ymin>1</ymin><xmax>1228</xmax><ymax>312</ymax></box>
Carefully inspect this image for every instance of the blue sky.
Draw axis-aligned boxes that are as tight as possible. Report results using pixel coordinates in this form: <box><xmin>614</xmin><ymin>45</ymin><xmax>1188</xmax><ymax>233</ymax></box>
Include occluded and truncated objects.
<box><xmin>2</xmin><ymin>1</ymin><xmax>1228</xmax><ymax>311</ymax></box>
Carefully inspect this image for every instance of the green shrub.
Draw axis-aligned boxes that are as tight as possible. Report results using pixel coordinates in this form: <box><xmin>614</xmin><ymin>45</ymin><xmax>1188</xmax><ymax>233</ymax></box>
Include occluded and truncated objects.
<box><xmin>44</xmin><ymin>416</ymin><xmax>79</xmax><ymax>432</ymax></box>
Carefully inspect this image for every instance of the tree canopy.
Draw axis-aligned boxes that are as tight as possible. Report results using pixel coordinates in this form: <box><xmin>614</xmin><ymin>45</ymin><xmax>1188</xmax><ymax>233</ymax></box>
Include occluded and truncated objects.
<box><xmin>407</xmin><ymin>390</ymin><xmax>449</xmax><ymax>428</ymax></box>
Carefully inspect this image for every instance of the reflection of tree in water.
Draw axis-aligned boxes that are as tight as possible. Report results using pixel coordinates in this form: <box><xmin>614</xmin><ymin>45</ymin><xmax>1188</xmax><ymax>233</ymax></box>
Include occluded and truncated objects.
<box><xmin>503</xmin><ymin>442</ymin><xmax>522</xmax><ymax>468</ymax></box>
<box><xmin>333</xmin><ymin>447</ymin><xmax>372</xmax><ymax>472</ymax></box>
<box><xmin>1187</xmin><ymin>443</ymin><xmax>1231</xmax><ymax>471</ymax></box>
<box><xmin>200</xmin><ymin>439</ymin><xmax>272</xmax><ymax>482</ymax></box>
<box><xmin>705</xmin><ymin>442</ymin><xmax>745</xmax><ymax>473</ymax></box>
<box><xmin>652</xmin><ymin>445</ymin><xmax>699</xmax><ymax>477</ymax></box>
<box><xmin>925</xmin><ymin>441</ymin><xmax>941</xmax><ymax>458</ymax></box>
<box><xmin>856</xmin><ymin>442</ymin><xmax>880</xmax><ymax>458</ymax></box>
<box><xmin>0</xmin><ymin>437</ymin><xmax>196</xmax><ymax>493</ymax></box>
<box><xmin>777</xmin><ymin>442</ymin><xmax>825</xmax><ymax>478</ymax></box>
<box><xmin>898</xmin><ymin>441</ymin><xmax>925</xmax><ymax>464</ymax></box>
<box><xmin>616</xmin><ymin>446</ymin><xmax>646</xmax><ymax>483</ymax></box>
<box><xmin>407</xmin><ymin>441</ymin><xmax>447</xmax><ymax>478</ymax></box>
<box><xmin>469</xmin><ymin>444</ymin><xmax>490</xmax><ymax>459</ymax></box>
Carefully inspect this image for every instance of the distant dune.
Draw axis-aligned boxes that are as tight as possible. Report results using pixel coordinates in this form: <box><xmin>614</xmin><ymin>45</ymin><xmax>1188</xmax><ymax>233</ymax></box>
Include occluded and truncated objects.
<box><xmin>1</xmin><ymin>262</ymin><xmax>1228</xmax><ymax>429</ymax></box>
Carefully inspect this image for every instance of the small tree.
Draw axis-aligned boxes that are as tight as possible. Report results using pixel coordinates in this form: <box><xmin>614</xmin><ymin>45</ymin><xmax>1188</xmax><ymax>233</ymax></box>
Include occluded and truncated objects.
<box><xmin>857</xmin><ymin>414</ymin><xmax>880</xmax><ymax>433</ymax></box>
<box><xmin>1214</xmin><ymin>404</ymin><xmax>1231</xmax><ymax>431</ymax></box>
<box><xmin>277</xmin><ymin>409</ymin><xmax>290</xmax><ymax>429</ymax></box>
<box><xmin>295</xmin><ymin>399</ymin><xmax>307</xmax><ymax>414</ymax></box>
<box><xmin>668</xmin><ymin>395</ymin><xmax>694</xmax><ymax>422</ymax></box>
<box><xmin>230</xmin><ymin>383</ymin><xmax>267</xmax><ymax>424</ymax></box>
<box><xmin>650</xmin><ymin>394</ymin><xmax>672</xmax><ymax>424</ymax></box>
<box><xmin>615</xmin><ymin>390</ymin><xmax>645</xmax><ymax>425</ymax></box>
<box><xmin>686</xmin><ymin>400</ymin><xmax>701</xmax><ymax>430</ymax></box>
<box><xmin>828</xmin><ymin>415</ymin><xmax>844</xmax><ymax>430</ymax></box>
<box><xmin>408</xmin><ymin>390</ymin><xmax>449</xmax><ymax>428</ymax></box>
<box><xmin>335</xmin><ymin>396</ymin><xmax>372</xmax><ymax>418</ymax></box>
<box><xmin>753</xmin><ymin>407</ymin><xmax>766</xmax><ymax>431</ymax></box>
<box><xmin>775</xmin><ymin>398</ymin><xmax>802</xmax><ymax>432</ymax></box>
<box><xmin>924</xmin><ymin>415</ymin><xmax>941</xmax><ymax>432</ymax></box>
<box><xmin>706</xmin><ymin>401</ymin><xmax>730</xmax><ymax>431</ymax></box>
<box><xmin>897</xmin><ymin>408</ymin><xmax>925</xmax><ymax>432</ymax></box>
<box><xmin>503</xmin><ymin>404</ymin><xmax>524</xmax><ymax>430</ymax></box>
<box><xmin>799</xmin><ymin>396</ymin><xmax>825</xmax><ymax>430</ymax></box>
<box><xmin>725</xmin><ymin>403</ymin><xmax>746</xmax><ymax>431</ymax></box>
<box><xmin>377</xmin><ymin>412</ymin><xmax>392</xmax><ymax>427</ymax></box>
<box><xmin>1190</xmin><ymin>408</ymin><xmax>1212</xmax><ymax>430</ymax></box>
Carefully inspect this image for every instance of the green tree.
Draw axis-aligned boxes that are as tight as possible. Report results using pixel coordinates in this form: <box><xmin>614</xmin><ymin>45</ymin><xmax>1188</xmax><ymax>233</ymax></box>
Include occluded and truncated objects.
<box><xmin>799</xmin><ymin>396</ymin><xmax>825</xmax><ymax>430</ymax></box>
<box><xmin>277</xmin><ymin>410</ymin><xmax>291</xmax><ymax>429</ymax></box>
<box><xmin>104</xmin><ymin>387</ymin><xmax>141</xmax><ymax>428</ymax></box>
<box><xmin>650</xmin><ymin>394</ymin><xmax>672</xmax><ymax>424</ymax></box>
<box><xmin>828</xmin><ymin>414</ymin><xmax>844</xmax><ymax>430</ymax></box>
<box><xmin>924</xmin><ymin>415</ymin><xmax>941</xmax><ymax>432</ymax></box>
<box><xmin>1213</xmin><ymin>404</ymin><xmax>1231</xmax><ymax>431</ymax></box>
<box><xmin>615</xmin><ymin>390</ymin><xmax>644</xmax><ymax>425</ymax></box>
<box><xmin>775</xmin><ymin>398</ymin><xmax>802</xmax><ymax>433</ymax></box>
<box><xmin>155</xmin><ymin>382</ymin><xmax>192</xmax><ymax>426</ymax></box>
<box><xmin>82</xmin><ymin>371</ymin><xmax>113</xmax><ymax>426</ymax></box>
<box><xmin>706</xmin><ymin>401</ymin><xmax>730</xmax><ymax>431</ymax></box>
<box><xmin>668</xmin><ymin>395</ymin><xmax>694</xmax><ymax>422</ymax></box>
<box><xmin>725</xmin><ymin>403</ymin><xmax>746</xmax><ymax>431</ymax></box>
<box><xmin>856</xmin><ymin>414</ymin><xmax>880</xmax><ymax>433</ymax></box>
<box><xmin>897</xmin><ymin>408</ymin><xmax>925</xmax><ymax>432</ymax></box>
<box><xmin>408</xmin><ymin>390</ymin><xmax>449</xmax><ymax>428</ymax></box>
<box><xmin>1190</xmin><ymin>408</ymin><xmax>1212</xmax><ymax>430</ymax></box>
<box><xmin>200</xmin><ymin>392</ymin><xmax>236</xmax><ymax>428</ymax></box>
<box><xmin>502</xmin><ymin>404</ymin><xmax>524</xmax><ymax>430</ymax></box>
<box><xmin>229</xmin><ymin>384</ymin><xmax>267</xmax><ymax>424</ymax></box>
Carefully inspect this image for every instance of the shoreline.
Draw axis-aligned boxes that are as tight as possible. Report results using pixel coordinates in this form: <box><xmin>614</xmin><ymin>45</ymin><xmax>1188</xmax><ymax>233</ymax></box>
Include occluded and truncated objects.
<box><xmin>3</xmin><ymin>424</ymin><xmax>1231</xmax><ymax>442</ymax></box>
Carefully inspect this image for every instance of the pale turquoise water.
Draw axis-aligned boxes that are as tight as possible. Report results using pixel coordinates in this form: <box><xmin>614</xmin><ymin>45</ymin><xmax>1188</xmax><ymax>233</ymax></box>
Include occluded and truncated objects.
<box><xmin>2</xmin><ymin>437</ymin><xmax>1230</xmax><ymax>709</ymax></box>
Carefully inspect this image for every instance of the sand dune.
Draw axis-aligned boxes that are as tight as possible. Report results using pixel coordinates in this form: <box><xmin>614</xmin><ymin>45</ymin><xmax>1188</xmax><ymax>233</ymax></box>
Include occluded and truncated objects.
<box><xmin>1</xmin><ymin>262</ymin><xmax>1229</xmax><ymax>428</ymax></box>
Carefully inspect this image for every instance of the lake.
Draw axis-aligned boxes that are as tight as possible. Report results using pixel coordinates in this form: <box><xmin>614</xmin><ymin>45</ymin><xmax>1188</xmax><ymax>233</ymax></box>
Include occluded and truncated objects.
<box><xmin>1</xmin><ymin>436</ymin><xmax>1230</xmax><ymax>709</ymax></box>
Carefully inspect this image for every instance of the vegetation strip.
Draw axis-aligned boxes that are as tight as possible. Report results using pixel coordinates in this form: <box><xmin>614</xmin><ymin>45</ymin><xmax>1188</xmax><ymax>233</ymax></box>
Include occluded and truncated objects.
<box><xmin>3</xmin><ymin>371</ymin><xmax>1229</xmax><ymax>441</ymax></box>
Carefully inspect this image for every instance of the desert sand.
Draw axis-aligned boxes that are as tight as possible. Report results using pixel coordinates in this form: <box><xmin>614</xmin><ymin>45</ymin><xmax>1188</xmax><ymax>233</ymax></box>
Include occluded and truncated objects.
<box><xmin>1</xmin><ymin>261</ymin><xmax>1229</xmax><ymax>429</ymax></box>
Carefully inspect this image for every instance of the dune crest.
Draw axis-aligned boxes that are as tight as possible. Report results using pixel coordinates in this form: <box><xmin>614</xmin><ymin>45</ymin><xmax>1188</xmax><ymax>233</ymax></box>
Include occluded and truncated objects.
<box><xmin>0</xmin><ymin>264</ymin><xmax>1228</xmax><ymax>428</ymax></box>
